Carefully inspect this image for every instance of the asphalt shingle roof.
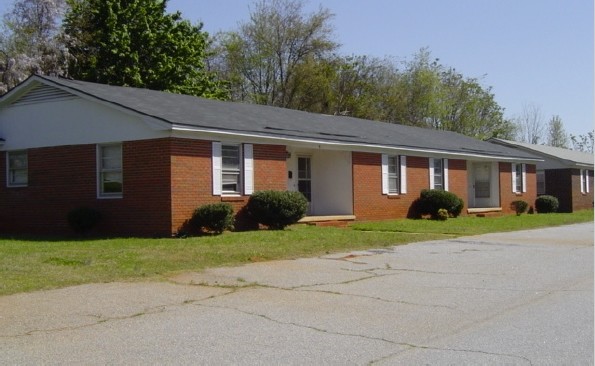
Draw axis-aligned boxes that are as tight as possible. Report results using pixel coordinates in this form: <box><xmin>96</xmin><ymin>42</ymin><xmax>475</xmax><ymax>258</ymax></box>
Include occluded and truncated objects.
<box><xmin>19</xmin><ymin>75</ymin><xmax>540</xmax><ymax>161</ymax></box>
<box><xmin>490</xmin><ymin>138</ymin><xmax>593</xmax><ymax>168</ymax></box>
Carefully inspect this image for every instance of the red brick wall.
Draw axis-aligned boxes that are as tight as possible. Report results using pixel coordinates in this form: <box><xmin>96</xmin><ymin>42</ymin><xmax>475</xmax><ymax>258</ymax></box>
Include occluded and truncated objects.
<box><xmin>0</xmin><ymin>139</ymin><xmax>172</xmax><ymax>236</ymax></box>
<box><xmin>543</xmin><ymin>168</ymin><xmax>594</xmax><ymax>212</ymax></box>
<box><xmin>499</xmin><ymin>163</ymin><xmax>537</xmax><ymax>214</ymax></box>
<box><xmin>0</xmin><ymin>138</ymin><xmax>288</xmax><ymax>237</ymax></box>
<box><xmin>169</xmin><ymin>140</ymin><xmax>287</xmax><ymax>234</ymax></box>
<box><xmin>352</xmin><ymin>153</ymin><xmax>468</xmax><ymax>220</ymax></box>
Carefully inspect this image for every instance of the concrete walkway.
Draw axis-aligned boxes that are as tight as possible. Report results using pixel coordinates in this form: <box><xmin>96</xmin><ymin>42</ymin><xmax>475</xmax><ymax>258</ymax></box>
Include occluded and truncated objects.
<box><xmin>1</xmin><ymin>223</ymin><xmax>593</xmax><ymax>365</ymax></box>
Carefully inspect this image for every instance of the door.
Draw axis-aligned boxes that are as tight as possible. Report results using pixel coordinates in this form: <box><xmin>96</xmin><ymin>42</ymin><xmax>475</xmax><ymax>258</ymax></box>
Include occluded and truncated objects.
<box><xmin>297</xmin><ymin>157</ymin><xmax>312</xmax><ymax>208</ymax></box>
<box><xmin>473</xmin><ymin>163</ymin><xmax>491</xmax><ymax>207</ymax></box>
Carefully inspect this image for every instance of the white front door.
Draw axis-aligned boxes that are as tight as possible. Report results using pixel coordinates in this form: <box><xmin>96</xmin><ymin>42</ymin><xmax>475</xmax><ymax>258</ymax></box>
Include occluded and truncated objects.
<box><xmin>297</xmin><ymin>156</ymin><xmax>312</xmax><ymax>213</ymax></box>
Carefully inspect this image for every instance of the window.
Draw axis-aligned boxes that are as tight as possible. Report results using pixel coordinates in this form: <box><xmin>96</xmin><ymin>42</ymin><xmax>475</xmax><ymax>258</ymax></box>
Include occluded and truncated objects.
<box><xmin>536</xmin><ymin>170</ymin><xmax>545</xmax><ymax>195</ymax></box>
<box><xmin>429</xmin><ymin>158</ymin><xmax>449</xmax><ymax>191</ymax></box>
<box><xmin>212</xmin><ymin>142</ymin><xmax>253</xmax><ymax>196</ymax></box>
<box><xmin>387</xmin><ymin>155</ymin><xmax>399</xmax><ymax>194</ymax></box>
<box><xmin>381</xmin><ymin>154</ymin><xmax>407</xmax><ymax>195</ymax></box>
<box><xmin>98</xmin><ymin>144</ymin><xmax>123</xmax><ymax>197</ymax></box>
<box><xmin>511</xmin><ymin>163</ymin><xmax>526</xmax><ymax>193</ymax></box>
<box><xmin>222</xmin><ymin>144</ymin><xmax>241</xmax><ymax>194</ymax></box>
<box><xmin>7</xmin><ymin>150</ymin><xmax>28</xmax><ymax>187</ymax></box>
<box><xmin>581</xmin><ymin>169</ymin><xmax>590</xmax><ymax>194</ymax></box>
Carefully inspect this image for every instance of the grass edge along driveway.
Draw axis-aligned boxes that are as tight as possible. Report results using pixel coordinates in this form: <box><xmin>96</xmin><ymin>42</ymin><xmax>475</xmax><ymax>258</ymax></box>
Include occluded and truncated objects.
<box><xmin>0</xmin><ymin>209</ymin><xmax>592</xmax><ymax>296</ymax></box>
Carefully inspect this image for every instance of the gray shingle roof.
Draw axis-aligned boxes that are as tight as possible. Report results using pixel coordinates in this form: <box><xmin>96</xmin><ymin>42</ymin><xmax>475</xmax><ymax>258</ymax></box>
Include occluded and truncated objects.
<box><xmin>14</xmin><ymin>75</ymin><xmax>541</xmax><ymax>161</ymax></box>
<box><xmin>489</xmin><ymin>138</ymin><xmax>593</xmax><ymax>168</ymax></box>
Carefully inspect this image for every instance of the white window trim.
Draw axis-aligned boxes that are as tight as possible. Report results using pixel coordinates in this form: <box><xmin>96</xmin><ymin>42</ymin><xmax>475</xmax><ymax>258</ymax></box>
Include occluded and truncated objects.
<box><xmin>581</xmin><ymin>169</ymin><xmax>590</xmax><ymax>194</ymax></box>
<box><xmin>97</xmin><ymin>143</ymin><xmax>123</xmax><ymax>199</ymax></box>
<box><xmin>511</xmin><ymin>163</ymin><xmax>527</xmax><ymax>193</ymax></box>
<box><xmin>429</xmin><ymin>158</ymin><xmax>448</xmax><ymax>191</ymax></box>
<box><xmin>212</xmin><ymin>142</ymin><xmax>254</xmax><ymax>196</ymax></box>
<box><xmin>381</xmin><ymin>154</ymin><xmax>407</xmax><ymax>195</ymax></box>
<box><xmin>6</xmin><ymin>150</ymin><xmax>28</xmax><ymax>188</ymax></box>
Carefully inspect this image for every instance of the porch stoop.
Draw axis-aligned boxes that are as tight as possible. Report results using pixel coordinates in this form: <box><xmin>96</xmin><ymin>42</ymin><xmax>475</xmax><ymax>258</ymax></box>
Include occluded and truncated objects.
<box><xmin>298</xmin><ymin>215</ymin><xmax>356</xmax><ymax>227</ymax></box>
<box><xmin>467</xmin><ymin>207</ymin><xmax>503</xmax><ymax>217</ymax></box>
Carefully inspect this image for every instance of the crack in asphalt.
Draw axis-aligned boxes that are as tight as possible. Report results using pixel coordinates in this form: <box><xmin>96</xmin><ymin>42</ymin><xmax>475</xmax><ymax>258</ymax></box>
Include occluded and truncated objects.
<box><xmin>368</xmin><ymin>343</ymin><xmax>534</xmax><ymax>365</ymax></box>
<box><xmin>191</xmin><ymin>301</ymin><xmax>532</xmax><ymax>366</ymax></box>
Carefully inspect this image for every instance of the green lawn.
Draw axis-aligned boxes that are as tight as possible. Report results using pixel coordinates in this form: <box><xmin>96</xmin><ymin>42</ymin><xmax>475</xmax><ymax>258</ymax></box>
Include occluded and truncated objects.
<box><xmin>0</xmin><ymin>209</ymin><xmax>592</xmax><ymax>296</ymax></box>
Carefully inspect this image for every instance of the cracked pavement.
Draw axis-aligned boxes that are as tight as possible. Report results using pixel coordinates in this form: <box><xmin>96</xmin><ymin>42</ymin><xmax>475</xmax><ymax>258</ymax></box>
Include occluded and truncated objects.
<box><xmin>1</xmin><ymin>223</ymin><xmax>593</xmax><ymax>365</ymax></box>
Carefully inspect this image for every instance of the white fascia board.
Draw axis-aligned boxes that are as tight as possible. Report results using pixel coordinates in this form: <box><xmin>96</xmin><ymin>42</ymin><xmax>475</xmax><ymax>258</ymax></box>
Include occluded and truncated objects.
<box><xmin>171</xmin><ymin>125</ymin><xmax>543</xmax><ymax>163</ymax></box>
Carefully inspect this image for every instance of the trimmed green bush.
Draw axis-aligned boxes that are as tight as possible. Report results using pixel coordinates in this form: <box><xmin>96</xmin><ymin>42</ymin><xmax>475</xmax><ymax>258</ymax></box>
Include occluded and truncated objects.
<box><xmin>511</xmin><ymin>200</ymin><xmax>529</xmax><ymax>215</ymax></box>
<box><xmin>67</xmin><ymin>207</ymin><xmax>102</xmax><ymax>234</ymax></box>
<box><xmin>419</xmin><ymin>189</ymin><xmax>464</xmax><ymax>219</ymax></box>
<box><xmin>247</xmin><ymin>190</ymin><xmax>308</xmax><ymax>230</ymax></box>
<box><xmin>535</xmin><ymin>195</ymin><xmax>559</xmax><ymax>213</ymax></box>
<box><xmin>191</xmin><ymin>203</ymin><xmax>234</xmax><ymax>234</ymax></box>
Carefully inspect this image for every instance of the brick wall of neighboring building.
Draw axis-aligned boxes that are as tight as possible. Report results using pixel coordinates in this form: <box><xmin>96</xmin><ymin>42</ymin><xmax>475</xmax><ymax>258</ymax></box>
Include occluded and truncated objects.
<box><xmin>544</xmin><ymin>169</ymin><xmax>573</xmax><ymax>212</ymax></box>
<box><xmin>546</xmin><ymin>168</ymin><xmax>595</xmax><ymax>212</ymax></box>
<box><xmin>571</xmin><ymin>169</ymin><xmax>594</xmax><ymax>211</ymax></box>
<box><xmin>499</xmin><ymin>162</ymin><xmax>537</xmax><ymax>214</ymax></box>
<box><xmin>352</xmin><ymin>153</ymin><xmax>468</xmax><ymax>220</ymax></box>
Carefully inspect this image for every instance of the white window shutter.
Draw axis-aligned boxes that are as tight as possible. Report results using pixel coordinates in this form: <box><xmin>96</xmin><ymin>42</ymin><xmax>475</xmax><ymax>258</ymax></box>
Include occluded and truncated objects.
<box><xmin>511</xmin><ymin>163</ymin><xmax>517</xmax><ymax>193</ymax></box>
<box><xmin>381</xmin><ymin>154</ymin><xmax>388</xmax><ymax>194</ymax></box>
<box><xmin>212</xmin><ymin>142</ymin><xmax>222</xmax><ymax>195</ymax></box>
<box><xmin>587</xmin><ymin>171</ymin><xmax>590</xmax><ymax>193</ymax></box>
<box><xmin>243</xmin><ymin>144</ymin><xmax>254</xmax><ymax>195</ymax></box>
<box><xmin>429</xmin><ymin>158</ymin><xmax>435</xmax><ymax>188</ymax></box>
<box><xmin>521</xmin><ymin>163</ymin><xmax>527</xmax><ymax>192</ymax></box>
<box><xmin>400</xmin><ymin>156</ymin><xmax>407</xmax><ymax>194</ymax></box>
<box><xmin>443</xmin><ymin>158</ymin><xmax>449</xmax><ymax>191</ymax></box>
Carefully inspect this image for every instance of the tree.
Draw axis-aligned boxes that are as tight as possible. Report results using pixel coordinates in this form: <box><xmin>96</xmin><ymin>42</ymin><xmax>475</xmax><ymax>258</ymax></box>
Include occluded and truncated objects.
<box><xmin>515</xmin><ymin>103</ymin><xmax>545</xmax><ymax>144</ymax></box>
<box><xmin>211</xmin><ymin>0</ymin><xmax>338</xmax><ymax>107</ymax></box>
<box><xmin>570</xmin><ymin>131</ymin><xmax>594</xmax><ymax>153</ymax></box>
<box><xmin>0</xmin><ymin>0</ymin><xmax>68</xmax><ymax>94</ymax></box>
<box><xmin>546</xmin><ymin>115</ymin><xmax>568</xmax><ymax>148</ymax></box>
<box><xmin>63</xmin><ymin>0</ymin><xmax>227</xmax><ymax>99</ymax></box>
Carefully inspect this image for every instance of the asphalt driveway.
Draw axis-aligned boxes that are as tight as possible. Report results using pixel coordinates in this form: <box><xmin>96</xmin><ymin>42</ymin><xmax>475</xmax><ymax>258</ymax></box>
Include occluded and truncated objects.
<box><xmin>1</xmin><ymin>223</ymin><xmax>593</xmax><ymax>365</ymax></box>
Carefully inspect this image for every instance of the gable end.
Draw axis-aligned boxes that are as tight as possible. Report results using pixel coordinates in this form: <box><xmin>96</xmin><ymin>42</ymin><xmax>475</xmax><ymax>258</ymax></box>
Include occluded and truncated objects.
<box><xmin>11</xmin><ymin>84</ymin><xmax>77</xmax><ymax>106</ymax></box>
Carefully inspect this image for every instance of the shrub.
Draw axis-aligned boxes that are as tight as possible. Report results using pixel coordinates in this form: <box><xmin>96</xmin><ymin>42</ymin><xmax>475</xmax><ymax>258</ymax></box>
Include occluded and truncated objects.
<box><xmin>247</xmin><ymin>190</ymin><xmax>308</xmax><ymax>230</ymax></box>
<box><xmin>67</xmin><ymin>207</ymin><xmax>102</xmax><ymax>234</ymax></box>
<box><xmin>419</xmin><ymin>189</ymin><xmax>464</xmax><ymax>219</ymax></box>
<box><xmin>535</xmin><ymin>195</ymin><xmax>559</xmax><ymax>213</ymax></box>
<box><xmin>191</xmin><ymin>203</ymin><xmax>234</xmax><ymax>234</ymax></box>
<box><xmin>511</xmin><ymin>200</ymin><xmax>528</xmax><ymax>215</ymax></box>
<box><xmin>436</xmin><ymin>208</ymin><xmax>449</xmax><ymax>221</ymax></box>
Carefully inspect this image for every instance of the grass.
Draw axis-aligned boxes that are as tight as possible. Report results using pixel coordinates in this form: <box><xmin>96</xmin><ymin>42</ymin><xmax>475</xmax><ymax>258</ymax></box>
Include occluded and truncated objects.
<box><xmin>0</xmin><ymin>209</ymin><xmax>592</xmax><ymax>296</ymax></box>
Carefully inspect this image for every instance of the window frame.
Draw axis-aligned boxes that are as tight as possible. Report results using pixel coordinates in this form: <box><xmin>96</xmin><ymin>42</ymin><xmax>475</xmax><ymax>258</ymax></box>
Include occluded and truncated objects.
<box><xmin>97</xmin><ymin>143</ymin><xmax>123</xmax><ymax>199</ymax></box>
<box><xmin>536</xmin><ymin>170</ymin><xmax>546</xmax><ymax>195</ymax></box>
<box><xmin>511</xmin><ymin>163</ymin><xmax>526</xmax><ymax>194</ymax></box>
<box><xmin>387</xmin><ymin>155</ymin><xmax>400</xmax><ymax>195</ymax></box>
<box><xmin>6</xmin><ymin>150</ymin><xmax>28</xmax><ymax>187</ymax></box>
<box><xmin>221</xmin><ymin>143</ymin><xmax>242</xmax><ymax>195</ymax></box>
<box><xmin>381</xmin><ymin>154</ymin><xmax>407</xmax><ymax>195</ymax></box>
<box><xmin>429</xmin><ymin>158</ymin><xmax>449</xmax><ymax>191</ymax></box>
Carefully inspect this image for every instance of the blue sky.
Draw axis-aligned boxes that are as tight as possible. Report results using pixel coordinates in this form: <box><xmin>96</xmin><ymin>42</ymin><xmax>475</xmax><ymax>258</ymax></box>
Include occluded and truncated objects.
<box><xmin>166</xmin><ymin>0</ymin><xmax>594</xmax><ymax>138</ymax></box>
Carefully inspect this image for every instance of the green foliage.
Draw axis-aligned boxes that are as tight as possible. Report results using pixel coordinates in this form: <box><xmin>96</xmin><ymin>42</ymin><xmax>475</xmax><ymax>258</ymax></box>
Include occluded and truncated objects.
<box><xmin>436</xmin><ymin>208</ymin><xmax>449</xmax><ymax>221</ymax></box>
<box><xmin>511</xmin><ymin>200</ymin><xmax>529</xmax><ymax>215</ymax></box>
<box><xmin>418</xmin><ymin>189</ymin><xmax>464</xmax><ymax>219</ymax></box>
<box><xmin>67</xmin><ymin>206</ymin><xmax>102</xmax><ymax>234</ymax></box>
<box><xmin>64</xmin><ymin>0</ymin><xmax>227</xmax><ymax>99</ymax></box>
<box><xmin>191</xmin><ymin>203</ymin><xmax>234</xmax><ymax>234</ymax></box>
<box><xmin>247</xmin><ymin>190</ymin><xmax>308</xmax><ymax>230</ymax></box>
<box><xmin>535</xmin><ymin>195</ymin><xmax>559</xmax><ymax>213</ymax></box>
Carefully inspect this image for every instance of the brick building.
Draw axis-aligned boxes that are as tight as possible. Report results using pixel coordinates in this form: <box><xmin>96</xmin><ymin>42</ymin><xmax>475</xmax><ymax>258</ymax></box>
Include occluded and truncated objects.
<box><xmin>489</xmin><ymin>139</ymin><xmax>594</xmax><ymax>212</ymax></box>
<box><xmin>0</xmin><ymin>75</ymin><xmax>541</xmax><ymax>236</ymax></box>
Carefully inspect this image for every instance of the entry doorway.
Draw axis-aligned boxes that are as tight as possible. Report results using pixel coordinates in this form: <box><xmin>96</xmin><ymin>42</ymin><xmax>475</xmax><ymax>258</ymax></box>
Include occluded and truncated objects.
<box><xmin>470</xmin><ymin>162</ymin><xmax>498</xmax><ymax>208</ymax></box>
<box><xmin>297</xmin><ymin>156</ymin><xmax>312</xmax><ymax>205</ymax></box>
